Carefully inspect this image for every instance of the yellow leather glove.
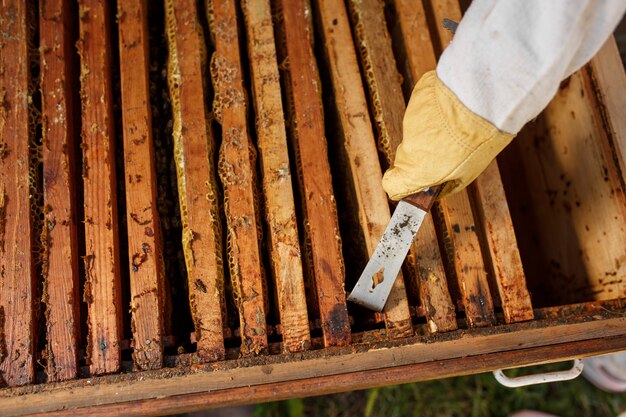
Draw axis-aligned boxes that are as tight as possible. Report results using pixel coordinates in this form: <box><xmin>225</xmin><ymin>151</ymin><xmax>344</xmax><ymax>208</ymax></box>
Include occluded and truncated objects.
<box><xmin>382</xmin><ymin>71</ymin><xmax>515</xmax><ymax>200</ymax></box>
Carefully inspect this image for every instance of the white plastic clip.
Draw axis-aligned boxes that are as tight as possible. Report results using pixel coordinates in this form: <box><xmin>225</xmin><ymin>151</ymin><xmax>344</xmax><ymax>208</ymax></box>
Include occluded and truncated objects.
<box><xmin>493</xmin><ymin>359</ymin><xmax>584</xmax><ymax>388</ymax></box>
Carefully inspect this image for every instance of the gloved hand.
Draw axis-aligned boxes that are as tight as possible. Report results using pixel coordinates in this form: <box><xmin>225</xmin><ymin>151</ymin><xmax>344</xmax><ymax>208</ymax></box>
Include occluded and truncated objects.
<box><xmin>383</xmin><ymin>0</ymin><xmax>626</xmax><ymax>201</ymax></box>
<box><xmin>381</xmin><ymin>70</ymin><xmax>514</xmax><ymax>200</ymax></box>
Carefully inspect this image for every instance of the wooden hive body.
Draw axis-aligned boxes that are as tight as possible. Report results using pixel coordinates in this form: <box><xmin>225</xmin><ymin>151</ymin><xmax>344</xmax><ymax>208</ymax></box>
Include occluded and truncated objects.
<box><xmin>0</xmin><ymin>0</ymin><xmax>624</xmax><ymax>415</ymax></box>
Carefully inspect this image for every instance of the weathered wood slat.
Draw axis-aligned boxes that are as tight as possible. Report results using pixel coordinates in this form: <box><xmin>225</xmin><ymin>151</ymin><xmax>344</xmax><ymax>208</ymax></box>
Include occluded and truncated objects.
<box><xmin>318</xmin><ymin>0</ymin><xmax>412</xmax><ymax>338</ymax></box>
<box><xmin>210</xmin><ymin>0</ymin><xmax>268</xmax><ymax>356</ymax></box>
<box><xmin>0</xmin><ymin>0</ymin><xmax>36</xmax><ymax>387</ymax></box>
<box><xmin>279</xmin><ymin>0</ymin><xmax>351</xmax><ymax>347</ymax></box>
<box><xmin>470</xmin><ymin>162</ymin><xmax>534</xmax><ymax>323</ymax></box>
<box><xmin>426</xmin><ymin>0</ymin><xmax>459</xmax><ymax>56</ymax></box>
<box><xmin>410</xmin><ymin>222</ymin><xmax>458</xmax><ymax>333</ymax></box>
<box><xmin>436</xmin><ymin>195</ymin><xmax>496</xmax><ymax>327</ymax></box>
<box><xmin>350</xmin><ymin>0</ymin><xmax>456</xmax><ymax>333</ymax></box>
<box><xmin>117</xmin><ymin>0</ymin><xmax>165</xmax><ymax>370</ymax></box>
<box><xmin>390</xmin><ymin>0</ymin><xmax>436</xmax><ymax>94</ymax></box>
<box><xmin>164</xmin><ymin>0</ymin><xmax>225</xmax><ymax>361</ymax></box>
<box><xmin>32</xmin><ymin>333</ymin><xmax>626</xmax><ymax>417</ymax></box>
<box><xmin>1</xmin><ymin>308</ymin><xmax>625</xmax><ymax>415</ymax></box>
<box><xmin>500</xmin><ymin>70</ymin><xmax>626</xmax><ymax>304</ymax></box>
<box><xmin>589</xmin><ymin>37</ymin><xmax>626</xmax><ymax>182</ymax></box>
<box><xmin>77</xmin><ymin>0</ymin><xmax>123</xmax><ymax>375</ymax></box>
<box><xmin>242</xmin><ymin>0</ymin><xmax>311</xmax><ymax>353</ymax></box>
<box><xmin>39</xmin><ymin>0</ymin><xmax>81</xmax><ymax>382</ymax></box>
<box><xmin>271</xmin><ymin>1</ymin><xmax>321</xmax><ymax>323</ymax></box>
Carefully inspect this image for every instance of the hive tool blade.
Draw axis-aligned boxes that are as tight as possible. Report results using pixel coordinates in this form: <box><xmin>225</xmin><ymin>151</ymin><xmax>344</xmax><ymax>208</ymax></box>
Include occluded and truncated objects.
<box><xmin>347</xmin><ymin>186</ymin><xmax>443</xmax><ymax>311</ymax></box>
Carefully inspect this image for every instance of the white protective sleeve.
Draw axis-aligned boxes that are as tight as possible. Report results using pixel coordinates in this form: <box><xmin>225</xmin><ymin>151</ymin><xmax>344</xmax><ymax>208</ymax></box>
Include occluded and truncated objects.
<box><xmin>436</xmin><ymin>0</ymin><xmax>626</xmax><ymax>134</ymax></box>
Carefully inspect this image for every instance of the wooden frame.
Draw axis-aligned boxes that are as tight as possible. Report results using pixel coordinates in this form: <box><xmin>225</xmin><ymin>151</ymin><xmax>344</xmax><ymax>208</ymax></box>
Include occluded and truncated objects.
<box><xmin>0</xmin><ymin>0</ymin><xmax>37</xmax><ymax>387</ymax></box>
<box><xmin>164</xmin><ymin>0</ymin><xmax>227</xmax><ymax>362</ymax></box>
<box><xmin>211</xmin><ymin>0</ymin><xmax>269</xmax><ymax>356</ymax></box>
<box><xmin>40</xmin><ymin>333</ymin><xmax>626</xmax><ymax>417</ymax></box>
<box><xmin>117</xmin><ymin>0</ymin><xmax>166</xmax><ymax>370</ymax></box>
<box><xmin>0</xmin><ymin>1</ymin><xmax>624</xmax><ymax>413</ymax></box>
<box><xmin>588</xmin><ymin>38</ymin><xmax>626</xmax><ymax>177</ymax></box>
<box><xmin>77</xmin><ymin>0</ymin><xmax>124</xmax><ymax>375</ymax></box>
<box><xmin>500</xmin><ymin>68</ymin><xmax>626</xmax><ymax>305</ymax></box>
<box><xmin>279</xmin><ymin>0</ymin><xmax>351</xmax><ymax>347</ymax></box>
<box><xmin>1</xmin><ymin>303</ymin><xmax>625</xmax><ymax>415</ymax></box>
<box><xmin>39</xmin><ymin>0</ymin><xmax>81</xmax><ymax>382</ymax></box>
<box><xmin>242</xmin><ymin>0</ymin><xmax>311</xmax><ymax>353</ymax></box>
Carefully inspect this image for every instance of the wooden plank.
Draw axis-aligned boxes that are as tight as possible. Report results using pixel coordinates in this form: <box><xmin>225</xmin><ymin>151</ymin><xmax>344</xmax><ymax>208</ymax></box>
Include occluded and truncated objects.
<box><xmin>500</xmin><ymin>70</ymin><xmax>626</xmax><ymax>304</ymax></box>
<box><xmin>588</xmin><ymin>37</ymin><xmax>626</xmax><ymax>179</ymax></box>
<box><xmin>410</xmin><ymin>220</ymin><xmax>457</xmax><ymax>333</ymax></box>
<box><xmin>39</xmin><ymin>0</ymin><xmax>81</xmax><ymax>381</ymax></box>
<box><xmin>0</xmin><ymin>0</ymin><xmax>36</xmax><ymax>387</ymax></box>
<box><xmin>2</xmin><ymin>310</ymin><xmax>625</xmax><ymax>415</ymax></box>
<box><xmin>210</xmin><ymin>0</ymin><xmax>268</xmax><ymax>356</ymax></box>
<box><xmin>470</xmin><ymin>163</ymin><xmax>534</xmax><ymax>323</ymax></box>
<box><xmin>318</xmin><ymin>0</ymin><xmax>412</xmax><ymax>338</ymax></box>
<box><xmin>279</xmin><ymin>0</ymin><xmax>351</xmax><ymax>347</ymax></box>
<box><xmin>77</xmin><ymin>0</ymin><xmax>123</xmax><ymax>375</ymax></box>
<box><xmin>426</xmin><ymin>0</ymin><xmax>460</xmax><ymax>56</ymax></box>
<box><xmin>117</xmin><ymin>0</ymin><xmax>165</xmax><ymax>370</ymax></box>
<box><xmin>533</xmin><ymin>299</ymin><xmax>626</xmax><ymax>320</ymax></box>
<box><xmin>272</xmin><ymin>0</ymin><xmax>321</xmax><ymax>325</ymax></box>
<box><xmin>241</xmin><ymin>0</ymin><xmax>311</xmax><ymax>353</ymax></box>
<box><xmin>390</xmin><ymin>0</ymin><xmax>437</xmax><ymax>94</ymax></box>
<box><xmin>436</xmin><ymin>195</ymin><xmax>496</xmax><ymax>327</ymax></box>
<box><xmin>164</xmin><ymin>0</ymin><xmax>226</xmax><ymax>361</ymax></box>
<box><xmin>36</xmin><ymin>334</ymin><xmax>626</xmax><ymax>417</ymax></box>
<box><xmin>350</xmin><ymin>0</ymin><xmax>456</xmax><ymax>333</ymax></box>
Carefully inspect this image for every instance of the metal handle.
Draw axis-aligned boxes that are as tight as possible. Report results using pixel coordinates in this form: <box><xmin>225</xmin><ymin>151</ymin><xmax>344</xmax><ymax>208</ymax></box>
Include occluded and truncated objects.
<box><xmin>493</xmin><ymin>359</ymin><xmax>584</xmax><ymax>388</ymax></box>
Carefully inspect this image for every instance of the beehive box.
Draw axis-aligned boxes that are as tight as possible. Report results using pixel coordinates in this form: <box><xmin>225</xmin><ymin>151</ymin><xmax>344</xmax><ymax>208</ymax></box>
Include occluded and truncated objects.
<box><xmin>0</xmin><ymin>0</ymin><xmax>625</xmax><ymax>415</ymax></box>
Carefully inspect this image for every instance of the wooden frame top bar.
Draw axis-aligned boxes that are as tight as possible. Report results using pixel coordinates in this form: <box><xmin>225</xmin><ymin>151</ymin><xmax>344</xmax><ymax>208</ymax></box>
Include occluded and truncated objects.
<box><xmin>211</xmin><ymin>0</ymin><xmax>269</xmax><ymax>356</ymax></box>
<box><xmin>117</xmin><ymin>0</ymin><xmax>166</xmax><ymax>370</ymax></box>
<box><xmin>0</xmin><ymin>0</ymin><xmax>36</xmax><ymax>388</ymax></box>
<box><xmin>279</xmin><ymin>0</ymin><xmax>351</xmax><ymax>347</ymax></box>
<box><xmin>77</xmin><ymin>0</ymin><xmax>124</xmax><ymax>376</ymax></box>
<box><xmin>39</xmin><ymin>0</ymin><xmax>81</xmax><ymax>382</ymax></box>
<box><xmin>164</xmin><ymin>0</ymin><xmax>226</xmax><ymax>362</ymax></box>
<box><xmin>242</xmin><ymin>0</ymin><xmax>311</xmax><ymax>353</ymax></box>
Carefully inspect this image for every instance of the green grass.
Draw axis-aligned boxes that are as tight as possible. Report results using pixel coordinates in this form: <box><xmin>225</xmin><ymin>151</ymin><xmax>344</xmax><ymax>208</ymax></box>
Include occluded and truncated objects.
<box><xmin>254</xmin><ymin>365</ymin><xmax>626</xmax><ymax>417</ymax></box>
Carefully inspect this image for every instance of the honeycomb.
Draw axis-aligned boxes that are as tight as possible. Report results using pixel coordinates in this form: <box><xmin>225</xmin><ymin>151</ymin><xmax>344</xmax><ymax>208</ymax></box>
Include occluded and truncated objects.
<box><xmin>347</xmin><ymin>0</ymin><xmax>397</xmax><ymax>166</ymax></box>
<box><xmin>164</xmin><ymin>0</ymin><xmax>226</xmax><ymax>354</ymax></box>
